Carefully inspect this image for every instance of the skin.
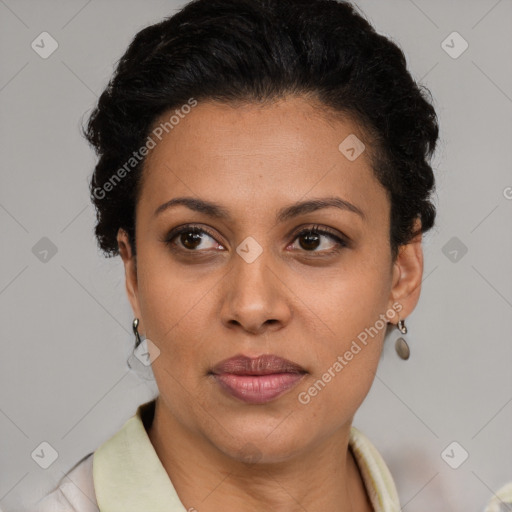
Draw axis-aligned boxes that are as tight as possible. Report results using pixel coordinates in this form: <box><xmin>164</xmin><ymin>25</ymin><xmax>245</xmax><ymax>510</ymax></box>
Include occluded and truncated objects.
<box><xmin>117</xmin><ymin>95</ymin><xmax>423</xmax><ymax>512</ymax></box>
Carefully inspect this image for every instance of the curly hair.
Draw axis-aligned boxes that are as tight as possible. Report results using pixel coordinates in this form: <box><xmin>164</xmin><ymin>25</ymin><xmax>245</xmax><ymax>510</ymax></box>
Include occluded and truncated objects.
<box><xmin>84</xmin><ymin>0</ymin><xmax>439</xmax><ymax>263</ymax></box>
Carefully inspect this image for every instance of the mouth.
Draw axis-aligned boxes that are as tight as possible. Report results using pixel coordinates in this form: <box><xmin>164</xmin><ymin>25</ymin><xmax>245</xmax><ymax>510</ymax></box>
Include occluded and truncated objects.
<box><xmin>210</xmin><ymin>354</ymin><xmax>307</xmax><ymax>404</ymax></box>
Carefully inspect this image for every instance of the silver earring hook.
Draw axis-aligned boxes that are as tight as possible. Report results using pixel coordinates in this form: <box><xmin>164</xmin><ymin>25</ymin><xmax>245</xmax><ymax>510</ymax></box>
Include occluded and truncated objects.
<box><xmin>133</xmin><ymin>318</ymin><xmax>142</xmax><ymax>349</ymax></box>
<box><xmin>127</xmin><ymin>318</ymin><xmax>156</xmax><ymax>381</ymax></box>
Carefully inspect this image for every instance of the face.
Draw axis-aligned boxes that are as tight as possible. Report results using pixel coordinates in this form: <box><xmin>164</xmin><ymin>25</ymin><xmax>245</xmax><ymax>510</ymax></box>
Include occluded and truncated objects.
<box><xmin>118</xmin><ymin>95</ymin><xmax>423</xmax><ymax>463</ymax></box>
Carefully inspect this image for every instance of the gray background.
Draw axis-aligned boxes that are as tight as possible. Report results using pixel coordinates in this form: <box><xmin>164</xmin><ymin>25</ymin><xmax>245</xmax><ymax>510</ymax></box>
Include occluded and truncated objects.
<box><xmin>1</xmin><ymin>0</ymin><xmax>511</xmax><ymax>510</ymax></box>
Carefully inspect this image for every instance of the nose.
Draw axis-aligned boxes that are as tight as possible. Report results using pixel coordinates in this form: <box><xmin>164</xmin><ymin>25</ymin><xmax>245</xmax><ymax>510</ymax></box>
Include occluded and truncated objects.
<box><xmin>219</xmin><ymin>246</ymin><xmax>292</xmax><ymax>336</ymax></box>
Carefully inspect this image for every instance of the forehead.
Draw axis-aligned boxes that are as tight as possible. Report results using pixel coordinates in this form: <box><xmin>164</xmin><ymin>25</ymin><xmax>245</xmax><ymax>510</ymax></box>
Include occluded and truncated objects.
<box><xmin>145</xmin><ymin>96</ymin><xmax>368</xmax><ymax>165</ymax></box>
<box><xmin>138</xmin><ymin>96</ymin><xmax>388</xmax><ymax>223</ymax></box>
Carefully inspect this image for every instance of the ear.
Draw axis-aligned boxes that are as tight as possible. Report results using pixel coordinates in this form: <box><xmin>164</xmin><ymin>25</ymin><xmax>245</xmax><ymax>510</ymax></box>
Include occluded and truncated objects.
<box><xmin>388</xmin><ymin>218</ymin><xmax>424</xmax><ymax>322</ymax></box>
<box><xmin>117</xmin><ymin>228</ymin><xmax>143</xmax><ymax>325</ymax></box>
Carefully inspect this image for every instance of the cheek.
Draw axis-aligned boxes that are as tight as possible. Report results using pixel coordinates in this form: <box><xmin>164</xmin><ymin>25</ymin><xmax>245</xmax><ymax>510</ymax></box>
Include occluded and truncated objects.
<box><xmin>137</xmin><ymin>242</ymin><xmax>204</xmax><ymax>325</ymax></box>
<box><xmin>136</xmin><ymin>260</ymin><xmax>202</xmax><ymax>360</ymax></box>
<box><xmin>140</xmin><ymin>267</ymin><xmax>213</xmax><ymax>416</ymax></box>
<box><xmin>295</xmin><ymin>350</ymin><xmax>380</xmax><ymax>433</ymax></box>
<box><xmin>294</xmin><ymin>283</ymin><xmax>388</xmax><ymax>418</ymax></box>
<box><xmin>293</xmin><ymin>267</ymin><xmax>389</xmax><ymax>403</ymax></box>
<box><xmin>299</xmin><ymin>259</ymin><xmax>390</xmax><ymax>348</ymax></box>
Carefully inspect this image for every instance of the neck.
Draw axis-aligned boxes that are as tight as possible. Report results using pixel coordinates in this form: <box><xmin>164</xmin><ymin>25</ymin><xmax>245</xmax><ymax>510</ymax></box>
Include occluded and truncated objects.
<box><xmin>146</xmin><ymin>397</ymin><xmax>373</xmax><ymax>512</ymax></box>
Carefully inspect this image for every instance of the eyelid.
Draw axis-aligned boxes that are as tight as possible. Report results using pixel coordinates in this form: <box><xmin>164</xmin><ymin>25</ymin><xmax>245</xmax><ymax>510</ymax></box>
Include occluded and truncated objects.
<box><xmin>289</xmin><ymin>223</ymin><xmax>349</xmax><ymax>243</ymax></box>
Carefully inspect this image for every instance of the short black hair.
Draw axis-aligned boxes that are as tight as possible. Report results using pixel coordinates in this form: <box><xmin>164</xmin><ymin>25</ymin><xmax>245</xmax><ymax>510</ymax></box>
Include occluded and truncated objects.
<box><xmin>84</xmin><ymin>0</ymin><xmax>439</xmax><ymax>263</ymax></box>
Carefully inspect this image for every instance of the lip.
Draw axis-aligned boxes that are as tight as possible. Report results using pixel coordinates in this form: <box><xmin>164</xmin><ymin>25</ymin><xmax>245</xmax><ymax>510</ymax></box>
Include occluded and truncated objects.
<box><xmin>210</xmin><ymin>354</ymin><xmax>307</xmax><ymax>404</ymax></box>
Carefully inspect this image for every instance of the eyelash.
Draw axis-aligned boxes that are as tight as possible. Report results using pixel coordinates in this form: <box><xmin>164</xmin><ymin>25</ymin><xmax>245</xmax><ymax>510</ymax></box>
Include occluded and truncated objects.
<box><xmin>163</xmin><ymin>224</ymin><xmax>349</xmax><ymax>255</ymax></box>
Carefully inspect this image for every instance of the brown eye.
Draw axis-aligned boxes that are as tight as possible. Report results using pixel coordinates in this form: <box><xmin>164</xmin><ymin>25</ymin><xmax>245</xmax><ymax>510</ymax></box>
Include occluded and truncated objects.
<box><xmin>165</xmin><ymin>226</ymin><xmax>223</xmax><ymax>252</ymax></box>
<box><xmin>179</xmin><ymin>230</ymin><xmax>204</xmax><ymax>250</ymax></box>
<box><xmin>298</xmin><ymin>231</ymin><xmax>322</xmax><ymax>251</ymax></box>
<box><xmin>291</xmin><ymin>225</ymin><xmax>348</xmax><ymax>254</ymax></box>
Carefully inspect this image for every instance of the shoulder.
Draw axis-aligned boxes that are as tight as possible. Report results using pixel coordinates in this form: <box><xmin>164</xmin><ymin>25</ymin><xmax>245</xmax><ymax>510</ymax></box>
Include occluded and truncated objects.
<box><xmin>483</xmin><ymin>481</ymin><xmax>512</xmax><ymax>512</ymax></box>
<box><xmin>29</xmin><ymin>453</ymin><xmax>99</xmax><ymax>512</ymax></box>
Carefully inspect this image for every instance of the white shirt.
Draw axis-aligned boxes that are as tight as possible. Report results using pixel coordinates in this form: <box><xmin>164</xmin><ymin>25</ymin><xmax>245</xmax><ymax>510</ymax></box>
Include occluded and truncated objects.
<box><xmin>28</xmin><ymin>398</ymin><xmax>510</xmax><ymax>512</ymax></box>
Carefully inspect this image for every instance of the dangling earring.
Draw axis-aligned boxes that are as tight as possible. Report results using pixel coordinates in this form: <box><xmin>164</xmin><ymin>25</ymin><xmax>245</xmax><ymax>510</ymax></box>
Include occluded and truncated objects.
<box><xmin>127</xmin><ymin>318</ymin><xmax>155</xmax><ymax>381</ymax></box>
<box><xmin>133</xmin><ymin>318</ymin><xmax>142</xmax><ymax>349</ymax></box>
<box><xmin>394</xmin><ymin>316</ymin><xmax>410</xmax><ymax>360</ymax></box>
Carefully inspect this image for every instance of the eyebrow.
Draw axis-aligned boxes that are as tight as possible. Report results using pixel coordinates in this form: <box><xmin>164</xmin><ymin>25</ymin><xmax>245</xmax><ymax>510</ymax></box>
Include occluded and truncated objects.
<box><xmin>154</xmin><ymin>196</ymin><xmax>366</xmax><ymax>222</ymax></box>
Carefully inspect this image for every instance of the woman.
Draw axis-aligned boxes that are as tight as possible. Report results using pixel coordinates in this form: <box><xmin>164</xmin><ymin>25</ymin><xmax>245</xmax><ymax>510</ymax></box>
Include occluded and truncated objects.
<box><xmin>31</xmin><ymin>0</ymin><xmax>442</xmax><ymax>510</ymax></box>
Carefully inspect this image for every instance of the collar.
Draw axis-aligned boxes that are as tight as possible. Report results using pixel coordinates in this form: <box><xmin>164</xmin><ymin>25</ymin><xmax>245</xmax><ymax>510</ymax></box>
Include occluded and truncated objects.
<box><xmin>93</xmin><ymin>399</ymin><xmax>401</xmax><ymax>512</ymax></box>
<box><xmin>349</xmin><ymin>425</ymin><xmax>401</xmax><ymax>511</ymax></box>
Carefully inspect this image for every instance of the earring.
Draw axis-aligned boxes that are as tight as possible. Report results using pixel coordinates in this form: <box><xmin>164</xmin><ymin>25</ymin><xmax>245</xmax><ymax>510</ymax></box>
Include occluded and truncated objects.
<box><xmin>127</xmin><ymin>318</ymin><xmax>155</xmax><ymax>381</ymax></box>
<box><xmin>133</xmin><ymin>318</ymin><xmax>142</xmax><ymax>349</ymax></box>
<box><xmin>394</xmin><ymin>316</ymin><xmax>410</xmax><ymax>360</ymax></box>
